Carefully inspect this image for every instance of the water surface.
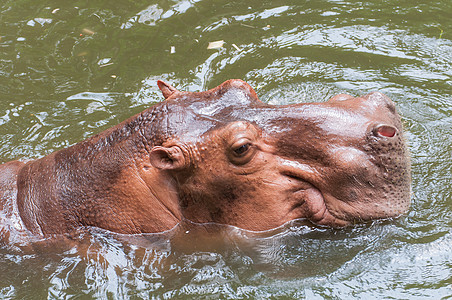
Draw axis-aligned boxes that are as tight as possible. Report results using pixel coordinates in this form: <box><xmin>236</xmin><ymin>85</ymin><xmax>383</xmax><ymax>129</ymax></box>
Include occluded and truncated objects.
<box><xmin>0</xmin><ymin>0</ymin><xmax>451</xmax><ymax>298</ymax></box>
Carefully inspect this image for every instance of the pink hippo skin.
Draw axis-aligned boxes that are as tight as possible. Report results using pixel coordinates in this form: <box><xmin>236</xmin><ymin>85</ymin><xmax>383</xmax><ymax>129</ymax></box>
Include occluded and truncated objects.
<box><xmin>0</xmin><ymin>80</ymin><xmax>410</xmax><ymax>238</ymax></box>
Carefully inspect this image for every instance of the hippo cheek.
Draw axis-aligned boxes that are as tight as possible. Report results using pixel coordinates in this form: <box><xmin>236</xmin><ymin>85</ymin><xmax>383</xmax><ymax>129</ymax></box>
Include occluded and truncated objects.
<box><xmin>275</xmin><ymin>159</ymin><xmax>347</xmax><ymax>227</ymax></box>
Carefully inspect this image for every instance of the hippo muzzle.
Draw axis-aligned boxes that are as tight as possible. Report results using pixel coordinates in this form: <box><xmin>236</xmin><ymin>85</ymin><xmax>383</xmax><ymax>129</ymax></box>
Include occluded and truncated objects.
<box><xmin>1</xmin><ymin>79</ymin><xmax>411</xmax><ymax>236</ymax></box>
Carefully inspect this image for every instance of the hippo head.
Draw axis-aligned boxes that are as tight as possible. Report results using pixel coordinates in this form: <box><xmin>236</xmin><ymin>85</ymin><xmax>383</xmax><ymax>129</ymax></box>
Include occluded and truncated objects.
<box><xmin>147</xmin><ymin>80</ymin><xmax>411</xmax><ymax>230</ymax></box>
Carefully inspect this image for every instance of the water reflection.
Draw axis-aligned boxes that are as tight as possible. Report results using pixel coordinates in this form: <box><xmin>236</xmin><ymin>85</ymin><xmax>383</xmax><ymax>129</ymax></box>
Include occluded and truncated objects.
<box><xmin>0</xmin><ymin>220</ymin><xmax>408</xmax><ymax>298</ymax></box>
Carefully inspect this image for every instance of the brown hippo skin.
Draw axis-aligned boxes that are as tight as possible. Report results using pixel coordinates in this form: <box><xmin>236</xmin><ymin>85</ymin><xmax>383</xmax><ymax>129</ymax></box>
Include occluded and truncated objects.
<box><xmin>0</xmin><ymin>80</ymin><xmax>411</xmax><ymax>237</ymax></box>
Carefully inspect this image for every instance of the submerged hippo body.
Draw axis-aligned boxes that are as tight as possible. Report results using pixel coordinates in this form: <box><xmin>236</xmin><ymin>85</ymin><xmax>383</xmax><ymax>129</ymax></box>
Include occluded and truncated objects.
<box><xmin>0</xmin><ymin>80</ymin><xmax>411</xmax><ymax>237</ymax></box>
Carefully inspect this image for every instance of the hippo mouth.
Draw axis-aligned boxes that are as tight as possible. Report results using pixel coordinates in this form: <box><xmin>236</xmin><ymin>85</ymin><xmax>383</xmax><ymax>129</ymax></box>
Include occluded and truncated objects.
<box><xmin>287</xmin><ymin>170</ymin><xmax>402</xmax><ymax>228</ymax></box>
<box><xmin>281</xmin><ymin>161</ymin><xmax>353</xmax><ymax>227</ymax></box>
<box><xmin>292</xmin><ymin>183</ymin><xmax>351</xmax><ymax>228</ymax></box>
<box><xmin>292</xmin><ymin>182</ymin><xmax>408</xmax><ymax>228</ymax></box>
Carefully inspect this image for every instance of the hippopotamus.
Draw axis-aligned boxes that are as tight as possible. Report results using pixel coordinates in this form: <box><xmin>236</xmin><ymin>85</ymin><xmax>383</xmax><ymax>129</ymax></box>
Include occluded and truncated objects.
<box><xmin>0</xmin><ymin>80</ymin><xmax>411</xmax><ymax>238</ymax></box>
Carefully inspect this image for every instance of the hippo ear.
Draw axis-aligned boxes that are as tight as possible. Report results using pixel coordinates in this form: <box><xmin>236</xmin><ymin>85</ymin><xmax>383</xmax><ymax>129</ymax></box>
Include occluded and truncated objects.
<box><xmin>149</xmin><ymin>146</ymin><xmax>187</xmax><ymax>170</ymax></box>
<box><xmin>157</xmin><ymin>80</ymin><xmax>179</xmax><ymax>99</ymax></box>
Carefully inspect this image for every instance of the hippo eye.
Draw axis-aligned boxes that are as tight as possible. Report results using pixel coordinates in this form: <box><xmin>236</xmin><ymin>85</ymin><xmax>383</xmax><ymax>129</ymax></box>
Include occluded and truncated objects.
<box><xmin>233</xmin><ymin>143</ymin><xmax>252</xmax><ymax>156</ymax></box>
<box><xmin>229</xmin><ymin>139</ymin><xmax>256</xmax><ymax>165</ymax></box>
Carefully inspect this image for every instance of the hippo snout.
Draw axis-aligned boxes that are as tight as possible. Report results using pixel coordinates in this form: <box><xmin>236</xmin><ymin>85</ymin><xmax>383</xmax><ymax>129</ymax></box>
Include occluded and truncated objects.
<box><xmin>330</xmin><ymin>91</ymin><xmax>397</xmax><ymax>113</ymax></box>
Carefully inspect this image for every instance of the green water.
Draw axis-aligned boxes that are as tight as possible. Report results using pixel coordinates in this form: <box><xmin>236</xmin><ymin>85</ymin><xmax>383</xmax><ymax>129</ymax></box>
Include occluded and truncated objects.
<box><xmin>1</xmin><ymin>0</ymin><xmax>451</xmax><ymax>298</ymax></box>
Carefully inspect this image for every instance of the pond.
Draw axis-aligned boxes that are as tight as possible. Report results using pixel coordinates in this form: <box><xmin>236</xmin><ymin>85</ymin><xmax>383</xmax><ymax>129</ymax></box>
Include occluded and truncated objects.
<box><xmin>0</xmin><ymin>0</ymin><xmax>451</xmax><ymax>298</ymax></box>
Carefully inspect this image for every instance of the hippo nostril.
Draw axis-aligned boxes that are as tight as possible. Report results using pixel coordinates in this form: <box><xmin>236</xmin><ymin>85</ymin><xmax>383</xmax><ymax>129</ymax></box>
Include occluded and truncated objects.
<box><xmin>374</xmin><ymin>125</ymin><xmax>397</xmax><ymax>138</ymax></box>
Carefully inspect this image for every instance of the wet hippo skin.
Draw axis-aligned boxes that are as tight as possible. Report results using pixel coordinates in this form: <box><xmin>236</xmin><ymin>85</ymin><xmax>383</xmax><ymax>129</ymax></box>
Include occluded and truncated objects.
<box><xmin>0</xmin><ymin>80</ymin><xmax>411</xmax><ymax>237</ymax></box>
